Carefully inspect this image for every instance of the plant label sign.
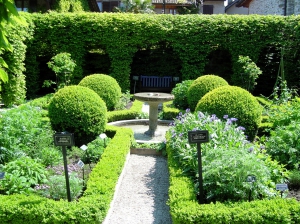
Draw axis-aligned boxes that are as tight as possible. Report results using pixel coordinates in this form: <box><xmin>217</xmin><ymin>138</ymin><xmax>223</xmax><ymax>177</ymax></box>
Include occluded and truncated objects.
<box><xmin>188</xmin><ymin>130</ymin><xmax>209</xmax><ymax>144</ymax></box>
<box><xmin>0</xmin><ymin>172</ymin><xmax>5</xmax><ymax>180</ymax></box>
<box><xmin>54</xmin><ymin>132</ymin><xmax>74</xmax><ymax>147</ymax></box>
<box><xmin>276</xmin><ymin>183</ymin><xmax>288</xmax><ymax>191</ymax></box>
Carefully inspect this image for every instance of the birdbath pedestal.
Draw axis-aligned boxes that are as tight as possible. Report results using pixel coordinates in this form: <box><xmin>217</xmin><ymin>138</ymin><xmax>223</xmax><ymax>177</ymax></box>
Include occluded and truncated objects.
<box><xmin>134</xmin><ymin>92</ymin><xmax>174</xmax><ymax>137</ymax></box>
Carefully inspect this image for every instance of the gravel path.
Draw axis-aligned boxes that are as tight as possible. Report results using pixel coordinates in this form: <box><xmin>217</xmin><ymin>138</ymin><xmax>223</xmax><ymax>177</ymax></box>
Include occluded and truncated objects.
<box><xmin>103</xmin><ymin>154</ymin><xmax>172</xmax><ymax>224</ymax></box>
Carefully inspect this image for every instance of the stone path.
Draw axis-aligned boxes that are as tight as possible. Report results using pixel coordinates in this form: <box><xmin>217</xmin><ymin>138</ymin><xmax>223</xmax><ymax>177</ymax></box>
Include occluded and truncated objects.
<box><xmin>103</xmin><ymin>154</ymin><xmax>172</xmax><ymax>224</ymax></box>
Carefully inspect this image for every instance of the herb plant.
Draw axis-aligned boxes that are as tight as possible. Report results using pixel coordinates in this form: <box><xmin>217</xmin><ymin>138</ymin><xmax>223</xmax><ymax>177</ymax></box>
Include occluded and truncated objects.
<box><xmin>168</xmin><ymin>110</ymin><xmax>287</xmax><ymax>203</ymax></box>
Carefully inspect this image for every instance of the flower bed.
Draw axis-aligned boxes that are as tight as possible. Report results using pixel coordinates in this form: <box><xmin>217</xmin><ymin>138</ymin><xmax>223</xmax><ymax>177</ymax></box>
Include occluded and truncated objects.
<box><xmin>0</xmin><ymin>125</ymin><xmax>133</xmax><ymax>223</ymax></box>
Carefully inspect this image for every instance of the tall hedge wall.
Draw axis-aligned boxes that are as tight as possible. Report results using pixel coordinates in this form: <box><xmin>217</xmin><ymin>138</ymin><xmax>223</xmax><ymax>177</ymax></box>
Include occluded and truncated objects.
<box><xmin>2</xmin><ymin>13</ymin><xmax>300</xmax><ymax>103</ymax></box>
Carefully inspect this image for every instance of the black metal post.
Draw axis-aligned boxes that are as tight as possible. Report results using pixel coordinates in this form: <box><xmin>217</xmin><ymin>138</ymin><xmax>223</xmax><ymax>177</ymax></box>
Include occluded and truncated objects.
<box><xmin>163</xmin><ymin>0</ymin><xmax>165</xmax><ymax>14</ymax></box>
<box><xmin>197</xmin><ymin>143</ymin><xmax>204</xmax><ymax>204</ymax></box>
<box><xmin>62</xmin><ymin>146</ymin><xmax>72</xmax><ymax>202</ymax></box>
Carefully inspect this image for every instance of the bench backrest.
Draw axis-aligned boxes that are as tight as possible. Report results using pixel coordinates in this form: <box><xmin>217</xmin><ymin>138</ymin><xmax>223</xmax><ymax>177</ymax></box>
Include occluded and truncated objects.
<box><xmin>140</xmin><ymin>76</ymin><xmax>172</xmax><ymax>88</ymax></box>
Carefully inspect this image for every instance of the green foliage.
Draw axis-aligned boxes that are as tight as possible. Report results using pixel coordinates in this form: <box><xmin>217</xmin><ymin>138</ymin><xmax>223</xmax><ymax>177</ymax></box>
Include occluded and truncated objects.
<box><xmin>0</xmin><ymin>157</ymin><xmax>48</xmax><ymax>195</ymax></box>
<box><xmin>35</xmin><ymin>173</ymin><xmax>83</xmax><ymax>201</ymax></box>
<box><xmin>82</xmin><ymin>136</ymin><xmax>111</xmax><ymax>164</ymax></box>
<box><xmin>45</xmin><ymin>52</ymin><xmax>76</xmax><ymax>90</ymax></box>
<box><xmin>168</xmin><ymin>111</ymin><xmax>285</xmax><ymax>203</ymax></box>
<box><xmin>187</xmin><ymin>75</ymin><xmax>229</xmax><ymax>111</ymax></box>
<box><xmin>171</xmin><ymin>80</ymin><xmax>194</xmax><ymax>110</ymax></box>
<box><xmin>21</xmin><ymin>13</ymin><xmax>300</xmax><ymax>98</ymax></box>
<box><xmin>196</xmin><ymin>85</ymin><xmax>262</xmax><ymax>141</ymax></box>
<box><xmin>78</xmin><ymin>74</ymin><xmax>121</xmax><ymax>111</ymax></box>
<box><xmin>54</xmin><ymin>0</ymin><xmax>90</xmax><ymax>12</ymax></box>
<box><xmin>48</xmin><ymin>85</ymin><xmax>107</xmax><ymax>146</ymax></box>
<box><xmin>114</xmin><ymin>90</ymin><xmax>131</xmax><ymax>111</ymax></box>
<box><xmin>0</xmin><ymin>104</ymin><xmax>59</xmax><ymax>165</ymax></box>
<box><xmin>234</xmin><ymin>55</ymin><xmax>262</xmax><ymax>92</ymax></box>
<box><xmin>0</xmin><ymin>126</ymin><xmax>133</xmax><ymax>223</ymax></box>
<box><xmin>27</xmin><ymin>93</ymin><xmax>54</xmax><ymax>109</ymax></box>
<box><xmin>161</xmin><ymin>101</ymin><xmax>181</xmax><ymax>120</ymax></box>
<box><xmin>288</xmin><ymin>169</ymin><xmax>300</xmax><ymax>190</ymax></box>
<box><xmin>166</xmin><ymin>132</ymin><xmax>300</xmax><ymax>224</ymax></box>
<box><xmin>107</xmin><ymin>99</ymin><xmax>143</xmax><ymax>122</ymax></box>
<box><xmin>0</xmin><ymin>0</ymin><xmax>25</xmax><ymax>88</ymax></box>
<box><xmin>265</xmin><ymin>120</ymin><xmax>300</xmax><ymax>170</ymax></box>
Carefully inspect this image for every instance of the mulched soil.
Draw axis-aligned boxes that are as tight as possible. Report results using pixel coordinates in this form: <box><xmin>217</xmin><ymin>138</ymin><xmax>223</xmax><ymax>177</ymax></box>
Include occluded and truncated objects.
<box><xmin>287</xmin><ymin>189</ymin><xmax>300</xmax><ymax>201</ymax></box>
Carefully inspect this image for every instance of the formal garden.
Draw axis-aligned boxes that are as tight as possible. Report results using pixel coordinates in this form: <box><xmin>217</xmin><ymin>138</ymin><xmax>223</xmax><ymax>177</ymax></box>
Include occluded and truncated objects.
<box><xmin>0</xmin><ymin>10</ymin><xmax>300</xmax><ymax>223</ymax></box>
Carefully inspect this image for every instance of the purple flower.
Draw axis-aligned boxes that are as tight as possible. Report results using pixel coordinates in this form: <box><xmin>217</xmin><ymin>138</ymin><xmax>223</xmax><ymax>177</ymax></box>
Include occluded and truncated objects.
<box><xmin>192</xmin><ymin>128</ymin><xmax>198</xmax><ymax>131</ymax></box>
<box><xmin>223</xmin><ymin>115</ymin><xmax>229</xmax><ymax>119</ymax></box>
<box><xmin>198</xmin><ymin>112</ymin><xmax>205</xmax><ymax>119</ymax></box>
<box><xmin>237</xmin><ymin>126</ymin><xmax>246</xmax><ymax>131</ymax></box>
<box><xmin>172</xmin><ymin>133</ymin><xmax>176</xmax><ymax>138</ymax></box>
<box><xmin>226</xmin><ymin>119</ymin><xmax>232</xmax><ymax>125</ymax></box>
<box><xmin>248</xmin><ymin>147</ymin><xmax>254</xmax><ymax>153</ymax></box>
<box><xmin>230</xmin><ymin>118</ymin><xmax>238</xmax><ymax>122</ymax></box>
<box><xmin>186</xmin><ymin>108</ymin><xmax>191</xmax><ymax>113</ymax></box>
<box><xmin>179</xmin><ymin>133</ymin><xmax>183</xmax><ymax>137</ymax></box>
<box><xmin>210</xmin><ymin>114</ymin><xmax>218</xmax><ymax>122</ymax></box>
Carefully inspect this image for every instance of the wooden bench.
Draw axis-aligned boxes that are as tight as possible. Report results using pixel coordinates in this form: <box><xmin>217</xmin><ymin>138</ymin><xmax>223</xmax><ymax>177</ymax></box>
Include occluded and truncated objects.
<box><xmin>138</xmin><ymin>75</ymin><xmax>173</xmax><ymax>93</ymax></box>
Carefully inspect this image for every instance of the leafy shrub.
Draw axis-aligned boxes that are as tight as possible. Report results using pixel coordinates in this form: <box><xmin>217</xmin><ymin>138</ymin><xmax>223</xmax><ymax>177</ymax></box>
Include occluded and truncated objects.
<box><xmin>171</xmin><ymin>80</ymin><xmax>194</xmax><ymax>109</ymax></box>
<box><xmin>265</xmin><ymin>120</ymin><xmax>300</xmax><ymax>170</ymax></box>
<box><xmin>0</xmin><ymin>157</ymin><xmax>48</xmax><ymax>195</ymax></box>
<box><xmin>266</xmin><ymin>97</ymin><xmax>300</xmax><ymax>130</ymax></box>
<box><xmin>187</xmin><ymin>75</ymin><xmax>229</xmax><ymax>111</ymax></box>
<box><xmin>0</xmin><ymin>105</ymin><xmax>58</xmax><ymax>165</ymax></box>
<box><xmin>234</xmin><ymin>55</ymin><xmax>262</xmax><ymax>92</ymax></box>
<box><xmin>45</xmin><ymin>52</ymin><xmax>76</xmax><ymax>90</ymax></box>
<box><xmin>114</xmin><ymin>90</ymin><xmax>131</xmax><ymax>111</ymax></box>
<box><xmin>195</xmin><ymin>85</ymin><xmax>262</xmax><ymax>141</ymax></box>
<box><xmin>82</xmin><ymin>136</ymin><xmax>111</xmax><ymax>164</ymax></box>
<box><xmin>168</xmin><ymin>111</ymin><xmax>286</xmax><ymax>203</ymax></box>
<box><xmin>78</xmin><ymin>74</ymin><xmax>121</xmax><ymax>111</ymax></box>
<box><xmin>48</xmin><ymin>85</ymin><xmax>107</xmax><ymax>146</ymax></box>
<box><xmin>35</xmin><ymin>173</ymin><xmax>83</xmax><ymax>201</ymax></box>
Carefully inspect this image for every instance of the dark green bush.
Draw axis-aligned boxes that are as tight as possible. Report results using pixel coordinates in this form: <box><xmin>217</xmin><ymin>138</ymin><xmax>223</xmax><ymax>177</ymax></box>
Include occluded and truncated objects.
<box><xmin>78</xmin><ymin>74</ymin><xmax>121</xmax><ymax>111</ymax></box>
<box><xmin>195</xmin><ymin>86</ymin><xmax>262</xmax><ymax>141</ymax></box>
<box><xmin>171</xmin><ymin>80</ymin><xmax>194</xmax><ymax>110</ymax></box>
<box><xmin>187</xmin><ymin>75</ymin><xmax>229</xmax><ymax>111</ymax></box>
<box><xmin>288</xmin><ymin>169</ymin><xmax>300</xmax><ymax>190</ymax></box>
<box><xmin>48</xmin><ymin>85</ymin><xmax>107</xmax><ymax>146</ymax></box>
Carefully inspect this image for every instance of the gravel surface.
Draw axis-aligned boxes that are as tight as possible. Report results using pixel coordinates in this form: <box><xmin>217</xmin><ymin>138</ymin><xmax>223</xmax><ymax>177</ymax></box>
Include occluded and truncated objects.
<box><xmin>103</xmin><ymin>154</ymin><xmax>172</xmax><ymax>224</ymax></box>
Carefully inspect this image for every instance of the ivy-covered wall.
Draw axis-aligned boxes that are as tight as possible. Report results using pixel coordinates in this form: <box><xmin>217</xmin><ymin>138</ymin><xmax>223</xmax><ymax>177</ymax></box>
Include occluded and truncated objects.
<box><xmin>2</xmin><ymin>13</ymin><xmax>300</xmax><ymax>103</ymax></box>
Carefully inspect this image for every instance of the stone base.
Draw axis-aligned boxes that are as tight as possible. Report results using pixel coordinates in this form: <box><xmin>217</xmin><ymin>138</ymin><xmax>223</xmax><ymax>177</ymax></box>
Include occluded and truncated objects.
<box><xmin>144</xmin><ymin>129</ymin><xmax>162</xmax><ymax>137</ymax></box>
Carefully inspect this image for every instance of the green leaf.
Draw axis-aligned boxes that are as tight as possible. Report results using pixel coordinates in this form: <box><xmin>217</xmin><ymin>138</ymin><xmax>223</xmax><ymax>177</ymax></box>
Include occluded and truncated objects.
<box><xmin>0</xmin><ymin>68</ymin><xmax>8</xmax><ymax>83</ymax></box>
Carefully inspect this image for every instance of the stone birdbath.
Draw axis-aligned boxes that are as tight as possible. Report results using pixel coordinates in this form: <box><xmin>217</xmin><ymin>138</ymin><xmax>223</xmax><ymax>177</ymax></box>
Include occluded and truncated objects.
<box><xmin>134</xmin><ymin>92</ymin><xmax>174</xmax><ymax>137</ymax></box>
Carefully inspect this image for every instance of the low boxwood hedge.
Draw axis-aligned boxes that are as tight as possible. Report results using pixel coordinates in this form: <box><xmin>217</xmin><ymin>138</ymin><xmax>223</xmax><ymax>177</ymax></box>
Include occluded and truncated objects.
<box><xmin>166</xmin><ymin>132</ymin><xmax>300</xmax><ymax>224</ymax></box>
<box><xmin>0</xmin><ymin>125</ymin><xmax>133</xmax><ymax>223</ymax></box>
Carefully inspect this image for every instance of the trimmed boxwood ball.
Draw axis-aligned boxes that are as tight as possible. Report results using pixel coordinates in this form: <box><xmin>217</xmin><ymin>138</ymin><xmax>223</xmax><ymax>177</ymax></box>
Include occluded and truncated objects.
<box><xmin>78</xmin><ymin>74</ymin><xmax>121</xmax><ymax>111</ymax></box>
<box><xmin>195</xmin><ymin>86</ymin><xmax>262</xmax><ymax>141</ymax></box>
<box><xmin>187</xmin><ymin>75</ymin><xmax>229</xmax><ymax>111</ymax></box>
<box><xmin>48</xmin><ymin>85</ymin><xmax>107</xmax><ymax>146</ymax></box>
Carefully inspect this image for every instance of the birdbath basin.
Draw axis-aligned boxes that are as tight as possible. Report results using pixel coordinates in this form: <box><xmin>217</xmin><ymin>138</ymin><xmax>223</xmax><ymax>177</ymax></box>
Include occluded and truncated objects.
<box><xmin>134</xmin><ymin>92</ymin><xmax>174</xmax><ymax>137</ymax></box>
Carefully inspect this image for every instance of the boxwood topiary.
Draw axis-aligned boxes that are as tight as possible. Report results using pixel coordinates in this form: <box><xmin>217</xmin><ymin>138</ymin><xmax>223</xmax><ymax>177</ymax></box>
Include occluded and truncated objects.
<box><xmin>78</xmin><ymin>74</ymin><xmax>121</xmax><ymax>111</ymax></box>
<box><xmin>48</xmin><ymin>85</ymin><xmax>107</xmax><ymax>146</ymax></box>
<box><xmin>195</xmin><ymin>85</ymin><xmax>262</xmax><ymax>141</ymax></box>
<box><xmin>187</xmin><ymin>75</ymin><xmax>229</xmax><ymax>111</ymax></box>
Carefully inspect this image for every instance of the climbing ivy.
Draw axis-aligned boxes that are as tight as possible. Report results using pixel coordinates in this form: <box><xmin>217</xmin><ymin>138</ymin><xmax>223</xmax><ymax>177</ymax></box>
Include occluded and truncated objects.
<box><xmin>3</xmin><ymin>13</ymin><xmax>300</xmax><ymax>103</ymax></box>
